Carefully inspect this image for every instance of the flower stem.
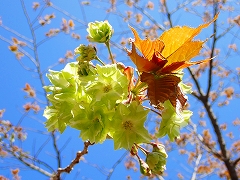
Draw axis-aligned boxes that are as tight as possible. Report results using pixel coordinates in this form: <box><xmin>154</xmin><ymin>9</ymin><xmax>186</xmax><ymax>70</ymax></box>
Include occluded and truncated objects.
<box><xmin>96</xmin><ymin>56</ymin><xmax>105</xmax><ymax>65</ymax></box>
<box><xmin>135</xmin><ymin>143</ymin><xmax>149</xmax><ymax>156</ymax></box>
<box><xmin>105</xmin><ymin>41</ymin><xmax>116</xmax><ymax>64</ymax></box>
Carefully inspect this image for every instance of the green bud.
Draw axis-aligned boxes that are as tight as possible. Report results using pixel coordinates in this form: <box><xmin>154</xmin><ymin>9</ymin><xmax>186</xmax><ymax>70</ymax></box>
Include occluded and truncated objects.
<box><xmin>146</xmin><ymin>150</ymin><xmax>167</xmax><ymax>175</ymax></box>
<box><xmin>139</xmin><ymin>158</ymin><xmax>152</xmax><ymax>176</ymax></box>
<box><xmin>87</xmin><ymin>20</ymin><xmax>113</xmax><ymax>43</ymax></box>
<box><xmin>75</xmin><ymin>44</ymin><xmax>97</xmax><ymax>62</ymax></box>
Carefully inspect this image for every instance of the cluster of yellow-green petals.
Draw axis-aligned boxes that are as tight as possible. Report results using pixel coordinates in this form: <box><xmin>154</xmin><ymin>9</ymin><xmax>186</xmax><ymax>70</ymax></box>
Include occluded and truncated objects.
<box><xmin>44</xmin><ymin>62</ymin><xmax>132</xmax><ymax>145</ymax></box>
<box><xmin>86</xmin><ymin>64</ymin><xmax>129</xmax><ymax>109</ymax></box>
<box><xmin>111</xmin><ymin>101</ymin><xmax>151</xmax><ymax>150</ymax></box>
<box><xmin>44</xmin><ymin>63</ymin><xmax>81</xmax><ymax>133</ymax></box>
<box><xmin>157</xmin><ymin>100</ymin><xmax>193</xmax><ymax>141</ymax></box>
<box><xmin>87</xmin><ymin>20</ymin><xmax>113</xmax><ymax>43</ymax></box>
<box><xmin>70</xmin><ymin>102</ymin><xmax>114</xmax><ymax>144</ymax></box>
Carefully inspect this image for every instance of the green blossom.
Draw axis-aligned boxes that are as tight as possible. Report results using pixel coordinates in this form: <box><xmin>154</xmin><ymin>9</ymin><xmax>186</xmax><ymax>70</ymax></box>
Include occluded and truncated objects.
<box><xmin>157</xmin><ymin>100</ymin><xmax>193</xmax><ymax>141</ymax></box>
<box><xmin>44</xmin><ymin>62</ymin><xmax>90</xmax><ymax>133</ymax></box>
<box><xmin>70</xmin><ymin>102</ymin><xmax>114</xmax><ymax>144</ymax></box>
<box><xmin>111</xmin><ymin>101</ymin><xmax>151</xmax><ymax>150</ymax></box>
<box><xmin>75</xmin><ymin>44</ymin><xmax>97</xmax><ymax>62</ymax></box>
<box><xmin>87</xmin><ymin>20</ymin><xmax>113</xmax><ymax>43</ymax></box>
<box><xmin>44</xmin><ymin>102</ymin><xmax>73</xmax><ymax>133</ymax></box>
<box><xmin>86</xmin><ymin>64</ymin><xmax>128</xmax><ymax>109</ymax></box>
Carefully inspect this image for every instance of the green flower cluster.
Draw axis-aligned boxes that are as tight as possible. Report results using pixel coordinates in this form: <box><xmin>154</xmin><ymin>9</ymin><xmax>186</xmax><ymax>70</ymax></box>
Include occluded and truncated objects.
<box><xmin>44</xmin><ymin>62</ymin><xmax>150</xmax><ymax>149</ymax></box>
<box><xmin>156</xmin><ymin>76</ymin><xmax>193</xmax><ymax>141</ymax></box>
<box><xmin>43</xmin><ymin>20</ymin><xmax>196</xmax><ymax>177</ymax></box>
<box><xmin>44</xmin><ymin>63</ymin><xmax>80</xmax><ymax>133</ymax></box>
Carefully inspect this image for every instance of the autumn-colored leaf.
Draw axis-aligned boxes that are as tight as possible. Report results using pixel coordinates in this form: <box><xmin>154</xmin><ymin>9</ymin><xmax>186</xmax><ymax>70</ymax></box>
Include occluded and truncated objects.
<box><xmin>129</xmin><ymin>25</ymin><xmax>165</xmax><ymax>60</ymax></box>
<box><xmin>128</xmin><ymin>13</ymin><xmax>219</xmax><ymax>73</ymax></box>
<box><xmin>127</xmin><ymin>42</ymin><xmax>167</xmax><ymax>72</ymax></box>
<box><xmin>140</xmin><ymin>72</ymin><xmax>187</xmax><ymax>108</ymax></box>
<box><xmin>123</xmin><ymin>66</ymin><xmax>135</xmax><ymax>92</ymax></box>
<box><xmin>127</xmin><ymin>14</ymin><xmax>218</xmax><ymax>109</ymax></box>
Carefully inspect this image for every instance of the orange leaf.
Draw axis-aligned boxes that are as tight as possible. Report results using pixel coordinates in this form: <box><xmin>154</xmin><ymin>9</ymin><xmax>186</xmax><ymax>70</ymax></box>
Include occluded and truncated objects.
<box><xmin>129</xmin><ymin>25</ymin><xmax>165</xmax><ymax>60</ymax></box>
<box><xmin>160</xmin><ymin>13</ymin><xmax>219</xmax><ymax>60</ymax></box>
<box><xmin>158</xmin><ymin>58</ymin><xmax>211</xmax><ymax>74</ymax></box>
<box><xmin>127</xmin><ymin>42</ymin><xmax>167</xmax><ymax>72</ymax></box>
<box><xmin>128</xmin><ymin>13</ymin><xmax>218</xmax><ymax>73</ymax></box>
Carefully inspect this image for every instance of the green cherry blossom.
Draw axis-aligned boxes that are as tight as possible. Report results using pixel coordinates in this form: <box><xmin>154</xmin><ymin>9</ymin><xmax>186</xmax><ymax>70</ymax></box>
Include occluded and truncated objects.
<box><xmin>111</xmin><ymin>101</ymin><xmax>151</xmax><ymax>150</ymax></box>
<box><xmin>86</xmin><ymin>64</ymin><xmax>129</xmax><ymax>109</ymax></box>
<box><xmin>157</xmin><ymin>100</ymin><xmax>193</xmax><ymax>141</ymax></box>
<box><xmin>69</xmin><ymin>102</ymin><xmax>114</xmax><ymax>144</ymax></box>
<box><xmin>87</xmin><ymin>20</ymin><xmax>113</xmax><ymax>43</ymax></box>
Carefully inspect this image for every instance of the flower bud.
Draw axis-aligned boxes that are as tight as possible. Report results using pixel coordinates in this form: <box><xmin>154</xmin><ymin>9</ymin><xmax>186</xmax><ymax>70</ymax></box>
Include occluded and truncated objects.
<box><xmin>75</xmin><ymin>44</ymin><xmax>97</xmax><ymax>62</ymax></box>
<box><xmin>130</xmin><ymin>144</ymin><xmax>138</xmax><ymax>156</ymax></box>
<box><xmin>139</xmin><ymin>158</ymin><xmax>152</xmax><ymax>176</ymax></box>
<box><xmin>87</xmin><ymin>21</ymin><xmax>113</xmax><ymax>43</ymax></box>
<box><xmin>146</xmin><ymin>150</ymin><xmax>167</xmax><ymax>175</ymax></box>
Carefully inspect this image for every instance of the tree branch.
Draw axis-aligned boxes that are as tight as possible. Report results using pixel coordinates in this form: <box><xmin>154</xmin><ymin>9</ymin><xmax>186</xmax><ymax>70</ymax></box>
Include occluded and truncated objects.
<box><xmin>206</xmin><ymin>5</ymin><xmax>218</xmax><ymax>98</ymax></box>
<box><xmin>163</xmin><ymin>0</ymin><xmax>173</xmax><ymax>28</ymax></box>
<box><xmin>51</xmin><ymin>141</ymin><xmax>94</xmax><ymax>180</ymax></box>
<box><xmin>233</xmin><ymin>157</ymin><xmax>240</xmax><ymax>167</ymax></box>
<box><xmin>12</xmin><ymin>152</ymin><xmax>52</xmax><ymax>177</ymax></box>
<box><xmin>20</xmin><ymin>0</ymin><xmax>62</xmax><ymax>169</ymax></box>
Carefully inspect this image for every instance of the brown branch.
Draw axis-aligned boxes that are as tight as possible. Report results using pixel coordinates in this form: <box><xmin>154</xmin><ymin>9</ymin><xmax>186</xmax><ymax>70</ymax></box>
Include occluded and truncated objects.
<box><xmin>233</xmin><ymin>157</ymin><xmax>240</xmax><ymax>167</ymax></box>
<box><xmin>189</xmin><ymin>122</ymin><xmax>223</xmax><ymax>160</ymax></box>
<box><xmin>206</xmin><ymin>5</ymin><xmax>218</xmax><ymax>99</ymax></box>
<box><xmin>51</xmin><ymin>131</ymin><xmax>61</xmax><ymax>168</ymax></box>
<box><xmin>188</xmin><ymin>68</ymin><xmax>205</xmax><ymax>99</ymax></box>
<box><xmin>51</xmin><ymin>141</ymin><xmax>94</xmax><ymax>180</ymax></box>
<box><xmin>202</xmin><ymin>101</ymin><xmax>238</xmax><ymax>179</ymax></box>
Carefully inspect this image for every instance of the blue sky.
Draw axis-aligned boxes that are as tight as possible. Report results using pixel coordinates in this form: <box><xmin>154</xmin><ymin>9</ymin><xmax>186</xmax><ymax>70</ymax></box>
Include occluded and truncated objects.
<box><xmin>0</xmin><ymin>0</ymin><xmax>240</xmax><ymax>179</ymax></box>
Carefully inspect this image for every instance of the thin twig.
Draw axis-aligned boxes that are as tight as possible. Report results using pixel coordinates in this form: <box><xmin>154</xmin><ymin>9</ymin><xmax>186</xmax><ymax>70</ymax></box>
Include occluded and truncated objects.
<box><xmin>106</xmin><ymin>151</ymin><xmax>128</xmax><ymax>180</ymax></box>
<box><xmin>163</xmin><ymin>0</ymin><xmax>173</xmax><ymax>28</ymax></box>
<box><xmin>0</xmin><ymin>24</ymin><xmax>33</xmax><ymax>43</ymax></box>
<box><xmin>190</xmin><ymin>154</ymin><xmax>202</xmax><ymax>180</ymax></box>
<box><xmin>133</xmin><ymin>4</ymin><xmax>165</xmax><ymax>31</ymax></box>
